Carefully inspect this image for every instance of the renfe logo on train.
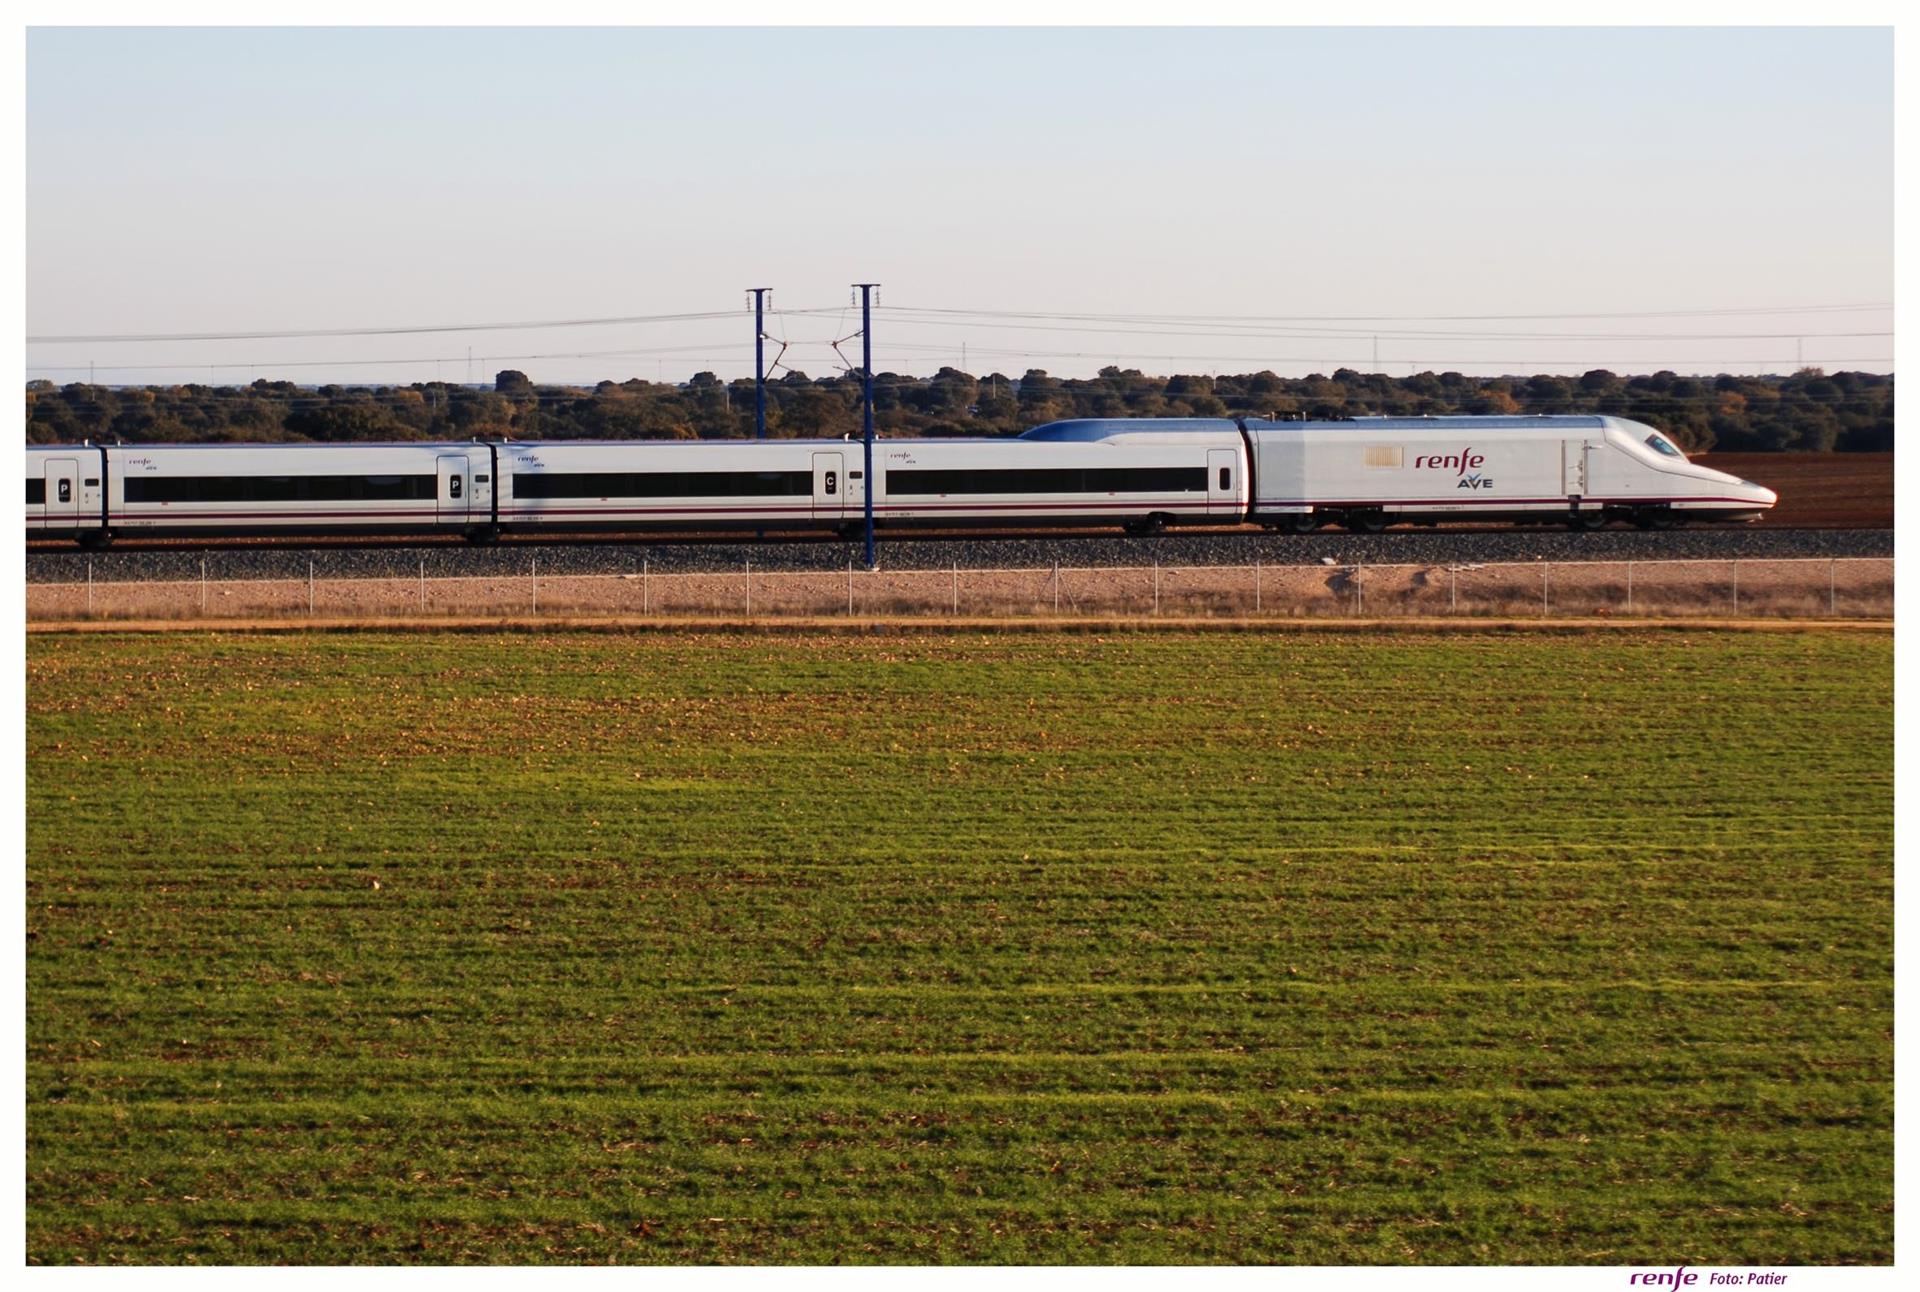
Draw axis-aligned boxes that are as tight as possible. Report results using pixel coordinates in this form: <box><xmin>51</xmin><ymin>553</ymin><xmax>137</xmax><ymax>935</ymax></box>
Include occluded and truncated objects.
<box><xmin>1414</xmin><ymin>447</ymin><xmax>1486</xmax><ymax>474</ymax></box>
<box><xmin>1413</xmin><ymin>446</ymin><xmax>1494</xmax><ymax>490</ymax></box>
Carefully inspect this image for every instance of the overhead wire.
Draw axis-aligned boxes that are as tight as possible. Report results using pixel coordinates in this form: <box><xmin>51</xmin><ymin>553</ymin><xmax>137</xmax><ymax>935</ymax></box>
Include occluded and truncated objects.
<box><xmin>25</xmin><ymin>299</ymin><xmax>1895</xmax><ymax>388</ymax></box>
<box><xmin>25</xmin><ymin>307</ymin><xmax>804</xmax><ymax>346</ymax></box>
<box><xmin>869</xmin><ymin>301</ymin><xmax>1892</xmax><ymax>323</ymax></box>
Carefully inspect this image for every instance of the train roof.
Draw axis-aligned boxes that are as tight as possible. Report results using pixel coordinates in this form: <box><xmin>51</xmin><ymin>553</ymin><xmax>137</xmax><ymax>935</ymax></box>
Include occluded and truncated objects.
<box><xmin>28</xmin><ymin>440</ymin><xmax>474</xmax><ymax>452</ymax></box>
<box><xmin>1018</xmin><ymin>415</ymin><xmax>1623</xmax><ymax>442</ymax></box>
<box><xmin>29</xmin><ymin>414</ymin><xmax>1634</xmax><ymax>457</ymax></box>
<box><xmin>1244</xmin><ymin>415</ymin><xmax>1612</xmax><ymax>432</ymax></box>
<box><xmin>1020</xmin><ymin>418</ymin><xmax>1239</xmax><ymax>441</ymax></box>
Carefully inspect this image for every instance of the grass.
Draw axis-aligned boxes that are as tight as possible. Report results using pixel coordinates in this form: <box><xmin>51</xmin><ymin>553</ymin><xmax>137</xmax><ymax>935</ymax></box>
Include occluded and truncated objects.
<box><xmin>25</xmin><ymin>627</ymin><xmax>1892</xmax><ymax>1264</ymax></box>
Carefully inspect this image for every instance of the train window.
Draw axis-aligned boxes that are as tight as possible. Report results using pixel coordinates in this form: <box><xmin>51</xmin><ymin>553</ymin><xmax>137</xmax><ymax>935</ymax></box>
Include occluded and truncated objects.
<box><xmin>57</xmin><ymin>480</ymin><xmax>70</xmax><ymax>503</ymax></box>
<box><xmin>825</xmin><ymin>471</ymin><xmax>837</xmax><ymax>496</ymax></box>
<box><xmin>512</xmin><ymin>470</ymin><xmax>812</xmax><ymax>499</ymax></box>
<box><xmin>887</xmin><ymin>467</ymin><xmax>1207</xmax><ymax>496</ymax></box>
<box><xmin>26</xmin><ymin>479</ymin><xmax>44</xmax><ymax>505</ymax></box>
<box><xmin>123</xmin><ymin>474</ymin><xmax>437</xmax><ymax>503</ymax></box>
<box><xmin>84</xmin><ymin>478</ymin><xmax>99</xmax><ymax>487</ymax></box>
<box><xmin>849</xmin><ymin>471</ymin><xmax>862</xmax><ymax>480</ymax></box>
<box><xmin>1644</xmin><ymin>434</ymin><xmax>1683</xmax><ymax>458</ymax></box>
<box><xmin>449</xmin><ymin>475</ymin><xmax>463</xmax><ymax>499</ymax></box>
<box><xmin>1218</xmin><ymin>467</ymin><xmax>1231</xmax><ymax>491</ymax></box>
<box><xmin>474</xmin><ymin>474</ymin><xmax>489</xmax><ymax>484</ymax></box>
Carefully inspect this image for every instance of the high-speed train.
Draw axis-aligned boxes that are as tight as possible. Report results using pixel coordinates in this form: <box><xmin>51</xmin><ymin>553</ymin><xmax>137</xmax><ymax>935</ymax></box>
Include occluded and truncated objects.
<box><xmin>25</xmin><ymin>414</ymin><xmax>1776</xmax><ymax>547</ymax></box>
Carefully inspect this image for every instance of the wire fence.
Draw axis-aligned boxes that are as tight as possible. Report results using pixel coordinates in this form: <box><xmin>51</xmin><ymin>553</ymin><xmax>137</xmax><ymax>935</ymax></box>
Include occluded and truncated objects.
<box><xmin>26</xmin><ymin>556</ymin><xmax>1893</xmax><ymax>622</ymax></box>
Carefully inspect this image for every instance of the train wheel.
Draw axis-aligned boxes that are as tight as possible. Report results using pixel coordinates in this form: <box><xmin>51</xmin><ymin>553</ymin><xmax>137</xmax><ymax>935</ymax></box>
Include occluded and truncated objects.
<box><xmin>1567</xmin><ymin>511</ymin><xmax>1606</xmax><ymax>531</ymax></box>
<box><xmin>1124</xmin><ymin>515</ymin><xmax>1167</xmax><ymax>537</ymax></box>
<box><xmin>77</xmin><ymin>530</ymin><xmax>112</xmax><ymax>551</ymax></box>
<box><xmin>1634</xmin><ymin>508</ymin><xmax>1680</xmax><ymax>531</ymax></box>
<box><xmin>465</xmin><ymin>525</ymin><xmax>500</xmax><ymax>545</ymax></box>
<box><xmin>1345</xmin><ymin>511</ymin><xmax>1387</xmax><ymax>534</ymax></box>
<box><xmin>1280</xmin><ymin>514</ymin><xmax>1320</xmax><ymax>534</ymax></box>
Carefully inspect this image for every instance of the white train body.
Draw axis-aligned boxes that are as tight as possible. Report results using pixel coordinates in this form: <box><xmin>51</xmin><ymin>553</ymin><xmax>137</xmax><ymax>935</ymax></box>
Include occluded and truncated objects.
<box><xmin>26</xmin><ymin>444</ymin><xmax>105</xmax><ymax>539</ymax></box>
<box><xmin>100</xmin><ymin>442</ymin><xmax>492</xmax><ymax>538</ymax></box>
<box><xmin>1244</xmin><ymin>414</ymin><xmax>1776</xmax><ymax>529</ymax></box>
<box><xmin>497</xmin><ymin>440</ymin><xmax>851</xmax><ymax>530</ymax></box>
<box><xmin>875</xmin><ymin>420</ymin><xmax>1245</xmax><ymax>526</ymax></box>
<box><xmin>25</xmin><ymin>414</ymin><xmax>1773</xmax><ymax>546</ymax></box>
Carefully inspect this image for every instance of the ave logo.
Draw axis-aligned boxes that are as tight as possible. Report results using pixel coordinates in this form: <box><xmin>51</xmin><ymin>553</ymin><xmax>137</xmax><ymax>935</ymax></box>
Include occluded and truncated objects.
<box><xmin>1458</xmin><ymin>473</ymin><xmax>1495</xmax><ymax>490</ymax></box>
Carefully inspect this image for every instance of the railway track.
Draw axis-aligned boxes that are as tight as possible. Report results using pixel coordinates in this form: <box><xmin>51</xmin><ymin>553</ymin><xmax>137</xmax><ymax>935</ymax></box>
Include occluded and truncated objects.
<box><xmin>22</xmin><ymin>521</ymin><xmax>1874</xmax><ymax>556</ymax></box>
<box><xmin>27</xmin><ymin>526</ymin><xmax>1893</xmax><ymax>585</ymax></box>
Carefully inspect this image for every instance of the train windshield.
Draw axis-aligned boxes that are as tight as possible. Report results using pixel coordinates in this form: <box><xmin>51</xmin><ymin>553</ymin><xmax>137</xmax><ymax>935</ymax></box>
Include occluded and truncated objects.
<box><xmin>1644</xmin><ymin>432</ymin><xmax>1685</xmax><ymax>459</ymax></box>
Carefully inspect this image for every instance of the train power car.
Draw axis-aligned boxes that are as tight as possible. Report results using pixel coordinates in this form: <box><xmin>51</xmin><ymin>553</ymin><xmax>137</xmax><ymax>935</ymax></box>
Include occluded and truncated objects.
<box><xmin>1240</xmin><ymin>414</ymin><xmax>1777</xmax><ymax>531</ymax></box>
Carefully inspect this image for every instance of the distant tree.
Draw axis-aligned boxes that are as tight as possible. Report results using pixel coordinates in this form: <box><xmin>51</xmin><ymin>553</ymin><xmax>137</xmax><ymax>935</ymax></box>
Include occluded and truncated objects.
<box><xmin>1469</xmin><ymin>386</ymin><xmax>1521</xmax><ymax>415</ymax></box>
<box><xmin>929</xmin><ymin>366</ymin><xmax>978</xmax><ymax>418</ymax></box>
<box><xmin>21</xmin><ymin>364</ymin><xmax>1894</xmax><ymax>451</ymax></box>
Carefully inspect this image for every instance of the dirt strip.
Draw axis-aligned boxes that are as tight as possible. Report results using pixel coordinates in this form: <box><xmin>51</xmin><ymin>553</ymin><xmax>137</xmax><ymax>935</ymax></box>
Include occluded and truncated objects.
<box><xmin>26</xmin><ymin>615</ymin><xmax>1891</xmax><ymax>636</ymax></box>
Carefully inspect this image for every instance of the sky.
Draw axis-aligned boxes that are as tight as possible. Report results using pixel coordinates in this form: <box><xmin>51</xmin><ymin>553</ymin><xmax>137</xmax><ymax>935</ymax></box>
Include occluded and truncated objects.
<box><xmin>23</xmin><ymin>25</ymin><xmax>1895</xmax><ymax>386</ymax></box>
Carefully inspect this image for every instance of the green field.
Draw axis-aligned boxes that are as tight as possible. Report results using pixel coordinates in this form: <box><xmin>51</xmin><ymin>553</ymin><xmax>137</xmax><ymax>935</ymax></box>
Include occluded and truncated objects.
<box><xmin>26</xmin><ymin>627</ymin><xmax>1893</xmax><ymax>1264</ymax></box>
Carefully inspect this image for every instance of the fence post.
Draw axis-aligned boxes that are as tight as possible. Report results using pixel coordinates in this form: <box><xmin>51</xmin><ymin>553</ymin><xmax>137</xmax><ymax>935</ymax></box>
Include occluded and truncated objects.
<box><xmin>1625</xmin><ymin>561</ymin><xmax>1633</xmax><ymax>615</ymax></box>
<box><xmin>531</xmin><ymin>558</ymin><xmax>537</xmax><ymax>616</ymax></box>
<box><xmin>1355</xmin><ymin>565</ymin><xmax>1363</xmax><ymax>616</ymax></box>
<box><xmin>86</xmin><ymin>559</ymin><xmax>93</xmax><ymax>616</ymax></box>
<box><xmin>419</xmin><ymin>558</ymin><xmax>426</xmax><ymax>615</ymax></box>
<box><xmin>642</xmin><ymin>558</ymin><xmax>650</xmax><ymax>614</ymax></box>
<box><xmin>952</xmin><ymin>561</ymin><xmax>959</xmax><ymax>616</ymax></box>
<box><xmin>1830</xmin><ymin>559</ymin><xmax>1837</xmax><ymax>616</ymax></box>
<box><xmin>1731</xmin><ymin>560</ymin><xmax>1739</xmax><ymax>616</ymax></box>
<box><xmin>1254</xmin><ymin>559</ymin><xmax>1261</xmax><ymax>615</ymax></box>
<box><xmin>1542</xmin><ymin>562</ymin><xmax>1549</xmax><ymax>618</ymax></box>
<box><xmin>1152</xmin><ymin>560</ymin><xmax>1160</xmax><ymax>616</ymax></box>
<box><xmin>308</xmin><ymin>560</ymin><xmax>314</xmax><ymax>616</ymax></box>
<box><xmin>745</xmin><ymin>557</ymin><xmax>752</xmax><ymax>617</ymax></box>
<box><xmin>847</xmin><ymin>557</ymin><xmax>854</xmax><ymax>616</ymax></box>
<box><xmin>1450</xmin><ymin>564</ymin><xmax>1457</xmax><ymax>614</ymax></box>
<box><xmin>1052</xmin><ymin>561</ymin><xmax>1060</xmax><ymax>615</ymax></box>
<box><xmin>200</xmin><ymin>558</ymin><xmax>207</xmax><ymax>614</ymax></box>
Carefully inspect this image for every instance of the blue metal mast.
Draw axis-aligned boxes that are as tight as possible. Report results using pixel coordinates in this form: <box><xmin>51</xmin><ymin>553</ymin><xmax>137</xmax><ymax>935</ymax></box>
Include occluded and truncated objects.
<box><xmin>749</xmin><ymin>288</ymin><xmax>770</xmax><ymax>439</ymax></box>
<box><xmin>855</xmin><ymin>283</ymin><xmax>879</xmax><ymax>570</ymax></box>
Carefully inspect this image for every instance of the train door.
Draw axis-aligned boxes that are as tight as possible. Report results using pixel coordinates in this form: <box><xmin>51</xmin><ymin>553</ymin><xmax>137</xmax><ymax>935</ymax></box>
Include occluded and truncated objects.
<box><xmin>43</xmin><ymin>458</ymin><xmax>79</xmax><ymax>530</ymax></box>
<box><xmin>812</xmin><ymin>452</ymin><xmax>844</xmax><ymax>519</ymax></box>
<box><xmin>1207</xmin><ymin>448</ymin><xmax>1238</xmax><ymax>516</ymax></box>
<box><xmin>1562</xmin><ymin>440</ymin><xmax>1590</xmax><ymax>498</ymax></box>
<box><xmin>437</xmin><ymin>455</ymin><xmax>470</xmax><ymax>525</ymax></box>
<box><xmin>466</xmin><ymin>449</ymin><xmax>493</xmax><ymax>522</ymax></box>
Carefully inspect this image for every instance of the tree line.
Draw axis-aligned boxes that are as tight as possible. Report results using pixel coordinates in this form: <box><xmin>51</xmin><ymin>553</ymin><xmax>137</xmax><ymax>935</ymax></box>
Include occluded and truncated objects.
<box><xmin>24</xmin><ymin>365</ymin><xmax>1893</xmax><ymax>452</ymax></box>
